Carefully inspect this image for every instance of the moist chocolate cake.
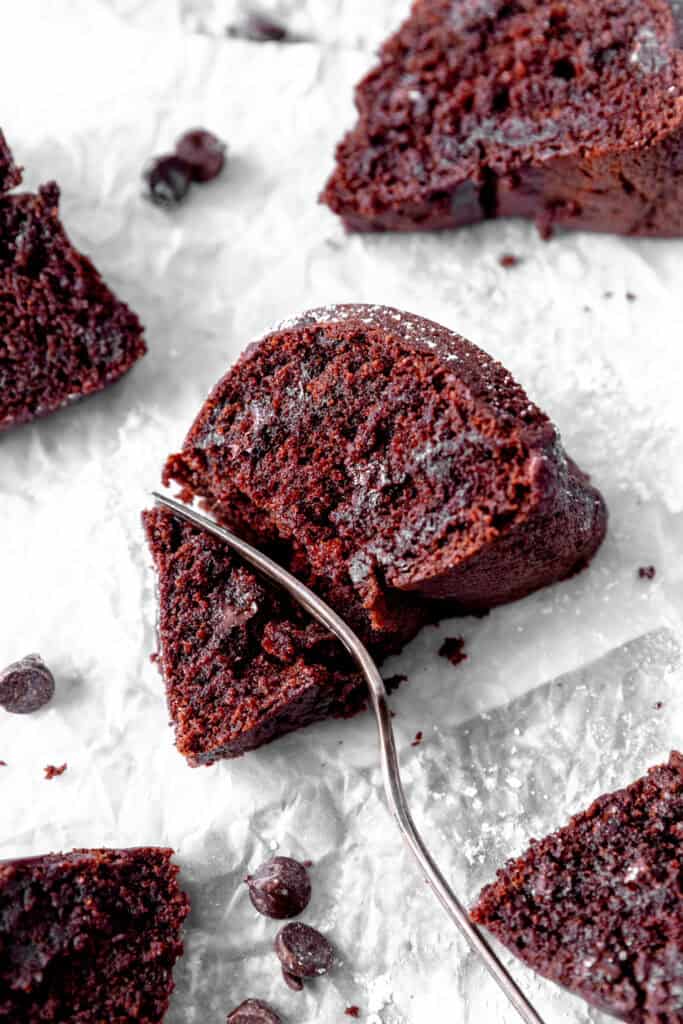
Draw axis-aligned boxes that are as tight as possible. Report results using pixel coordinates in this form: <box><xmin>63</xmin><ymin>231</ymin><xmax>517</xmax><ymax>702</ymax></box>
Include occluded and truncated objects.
<box><xmin>144</xmin><ymin>507</ymin><xmax>366</xmax><ymax>764</ymax></box>
<box><xmin>164</xmin><ymin>304</ymin><xmax>606</xmax><ymax>624</ymax></box>
<box><xmin>0</xmin><ymin>130</ymin><xmax>20</xmax><ymax>194</ymax></box>
<box><xmin>0</xmin><ymin>134</ymin><xmax>146</xmax><ymax>431</ymax></box>
<box><xmin>472</xmin><ymin>753</ymin><xmax>683</xmax><ymax>1023</ymax></box>
<box><xmin>0</xmin><ymin>847</ymin><xmax>189</xmax><ymax>1023</ymax></box>
<box><xmin>321</xmin><ymin>0</ymin><xmax>683</xmax><ymax>237</ymax></box>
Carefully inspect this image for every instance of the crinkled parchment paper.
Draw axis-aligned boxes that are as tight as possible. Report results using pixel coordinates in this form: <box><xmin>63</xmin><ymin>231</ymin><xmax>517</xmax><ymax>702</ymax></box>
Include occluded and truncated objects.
<box><xmin>1</xmin><ymin>2</ymin><xmax>682</xmax><ymax>1022</ymax></box>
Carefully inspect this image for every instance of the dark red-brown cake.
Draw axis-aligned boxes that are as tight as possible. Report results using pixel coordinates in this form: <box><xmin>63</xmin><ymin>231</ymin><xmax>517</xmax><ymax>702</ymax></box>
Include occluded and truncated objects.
<box><xmin>144</xmin><ymin>506</ymin><xmax>366</xmax><ymax>764</ymax></box>
<box><xmin>0</xmin><ymin>134</ymin><xmax>146</xmax><ymax>431</ymax></box>
<box><xmin>154</xmin><ymin>304</ymin><xmax>606</xmax><ymax>761</ymax></box>
<box><xmin>0</xmin><ymin>846</ymin><xmax>189</xmax><ymax>1023</ymax></box>
<box><xmin>321</xmin><ymin>0</ymin><xmax>683</xmax><ymax>237</ymax></box>
<box><xmin>472</xmin><ymin>753</ymin><xmax>683</xmax><ymax>1022</ymax></box>
<box><xmin>0</xmin><ymin>130</ymin><xmax>20</xmax><ymax>194</ymax></box>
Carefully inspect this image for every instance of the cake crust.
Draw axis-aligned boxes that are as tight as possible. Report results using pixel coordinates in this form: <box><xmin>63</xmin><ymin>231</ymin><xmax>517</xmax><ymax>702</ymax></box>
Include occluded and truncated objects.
<box><xmin>0</xmin><ymin>129</ymin><xmax>21</xmax><ymax>194</ymax></box>
<box><xmin>321</xmin><ymin>0</ymin><xmax>683</xmax><ymax>237</ymax></box>
<box><xmin>472</xmin><ymin>753</ymin><xmax>683</xmax><ymax>1023</ymax></box>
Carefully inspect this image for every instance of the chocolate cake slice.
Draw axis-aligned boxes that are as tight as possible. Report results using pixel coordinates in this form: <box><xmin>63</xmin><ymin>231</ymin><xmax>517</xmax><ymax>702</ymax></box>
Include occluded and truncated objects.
<box><xmin>0</xmin><ymin>133</ymin><xmax>146</xmax><ymax>431</ymax></box>
<box><xmin>0</xmin><ymin>847</ymin><xmax>189</xmax><ymax>1023</ymax></box>
<box><xmin>144</xmin><ymin>507</ymin><xmax>366</xmax><ymax>764</ymax></box>
<box><xmin>164</xmin><ymin>304</ymin><xmax>606</xmax><ymax>630</ymax></box>
<box><xmin>472</xmin><ymin>753</ymin><xmax>683</xmax><ymax>1022</ymax></box>
<box><xmin>321</xmin><ymin>0</ymin><xmax>683</xmax><ymax>237</ymax></box>
<box><xmin>0</xmin><ymin>130</ymin><xmax>21</xmax><ymax>194</ymax></box>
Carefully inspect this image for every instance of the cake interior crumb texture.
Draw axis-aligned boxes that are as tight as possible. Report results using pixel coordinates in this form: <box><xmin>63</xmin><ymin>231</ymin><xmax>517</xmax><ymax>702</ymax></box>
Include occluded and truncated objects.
<box><xmin>155</xmin><ymin>304</ymin><xmax>606</xmax><ymax>763</ymax></box>
<box><xmin>0</xmin><ymin>129</ymin><xmax>21</xmax><ymax>193</ymax></box>
<box><xmin>0</xmin><ymin>847</ymin><xmax>189</xmax><ymax>1023</ymax></box>
<box><xmin>0</xmin><ymin>131</ymin><xmax>146</xmax><ymax>431</ymax></box>
<box><xmin>143</xmin><ymin>507</ymin><xmax>367</xmax><ymax>764</ymax></box>
<box><xmin>472</xmin><ymin>752</ymin><xmax>683</xmax><ymax>1023</ymax></box>
<box><xmin>321</xmin><ymin>0</ymin><xmax>683</xmax><ymax>237</ymax></box>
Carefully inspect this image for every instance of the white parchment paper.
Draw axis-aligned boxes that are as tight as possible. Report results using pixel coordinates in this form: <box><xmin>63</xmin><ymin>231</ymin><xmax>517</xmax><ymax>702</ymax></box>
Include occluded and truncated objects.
<box><xmin>1</xmin><ymin>3</ymin><xmax>682</xmax><ymax>1022</ymax></box>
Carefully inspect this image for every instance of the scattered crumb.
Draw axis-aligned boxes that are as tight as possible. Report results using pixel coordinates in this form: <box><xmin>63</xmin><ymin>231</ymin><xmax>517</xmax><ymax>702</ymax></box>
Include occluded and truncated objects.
<box><xmin>638</xmin><ymin>565</ymin><xmax>656</xmax><ymax>579</ymax></box>
<box><xmin>626</xmin><ymin>292</ymin><xmax>637</xmax><ymax>302</ymax></box>
<box><xmin>499</xmin><ymin>253</ymin><xmax>520</xmax><ymax>268</ymax></box>
<box><xmin>411</xmin><ymin>731</ymin><xmax>423</xmax><ymax>748</ymax></box>
<box><xmin>654</xmin><ymin>701</ymin><xmax>664</xmax><ymax>710</ymax></box>
<box><xmin>383</xmin><ymin>673</ymin><xmax>407</xmax><ymax>694</ymax></box>
<box><xmin>44</xmin><ymin>763</ymin><xmax>67</xmax><ymax>780</ymax></box>
<box><xmin>345</xmin><ymin>1009</ymin><xmax>361</xmax><ymax>1019</ymax></box>
<box><xmin>439</xmin><ymin>636</ymin><xmax>467</xmax><ymax>667</ymax></box>
<box><xmin>603</xmin><ymin>290</ymin><xmax>614</xmax><ymax>299</ymax></box>
<box><xmin>150</xmin><ymin>652</ymin><xmax>159</xmax><ymax>664</ymax></box>
<box><xmin>0</xmin><ymin>760</ymin><xmax>6</xmax><ymax>767</ymax></box>
<box><xmin>302</xmin><ymin>859</ymin><xmax>313</xmax><ymax>868</ymax></box>
<box><xmin>582</xmin><ymin>305</ymin><xmax>592</xmax><ymax>313</ymax></box>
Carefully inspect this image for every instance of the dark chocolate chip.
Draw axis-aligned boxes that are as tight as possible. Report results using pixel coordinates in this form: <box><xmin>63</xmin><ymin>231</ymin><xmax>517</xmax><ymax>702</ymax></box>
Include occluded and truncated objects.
<box><xmin>226</xmin><ymin>999</ymin><xmax>282</xmax><ymax>1024</ymax></box>
<box><xmin>246</xmin><ymin>856</ymin><xmax>311</xmax><ymax>919</ymax></box>
<box><xmin>144</xmin><ymin>155</ymin><xmax>192</xmax><ymax>207</ymax></box>
<box><xmin>175</xmin><ymin>129</ymin><xmax>226</xmax><ymax>183</ymax></box>
<box><xmin>0</xmin><ymin>655</ymin><xmax>55</xmax><ymax>714</ymax></box>
<box><xmin>274</xmin><ymin>922</ymin><xmax>334</xmax><ymax>978</ymax></box>
<box><xmin>282</xmin><ymin>967</ymin><xmax>304</xmax><ymax>991</ymax></box>
<box><xmin>228</xmin><ymin>13</ymin><xmax>288</xmax><ymax>42</ymax></box>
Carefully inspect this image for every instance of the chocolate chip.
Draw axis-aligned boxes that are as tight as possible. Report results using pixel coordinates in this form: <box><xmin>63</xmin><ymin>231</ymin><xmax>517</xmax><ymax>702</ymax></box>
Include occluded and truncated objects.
<box><xmin>228</xmin><ymin>13</ymin><xmax>288</xmax><ymax>42</ymax></box>
<box><xmin>274</xmin><ymin>922</ymin><xmax>334</xmax><ymax>978</ymax></box>
<box><xmin>0</xmin><ymin>655</ymin><xmax>55</xmax><ymax>714</ymax></box>
<box><xmin>226</xmin><ymin>999</ymin><xmax>282</xmax><ymax>1024</ymax></box>
<box><xmin>638</xmin><ymin>565</ymin><xmax>656</xmax><ymax>579</ymax></box>
<box><xmin>175</xmin><ymin>129</ymin><xmax>226</xmax><ymax>183</ymax></box>
<box><xmin>282</xmin><ymin>968</ymin><xmax>304</xmax><ymax>991</ymax></box>
<box><xmin>246</xmin><ymin>856</ymin><xmax>311</xmax><ymax>919</ymax></box>
<box><xmin>144</xmin><ymin>155</ymin><xmax>192</xmax><ymax>207</ymax></box>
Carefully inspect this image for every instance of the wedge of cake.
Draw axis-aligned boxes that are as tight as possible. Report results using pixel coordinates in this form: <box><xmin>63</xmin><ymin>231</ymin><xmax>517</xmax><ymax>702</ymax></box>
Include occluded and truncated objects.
<box><xmin>472</xmin><ymin>753</ymin><xmax>683</xmax><ymax>1022</ymax></box>
<box><xmin>144</xmin><ymin>506</ymin><xmax>366</xmax><ymax>764</ymax></box>
<box><xmin>151</xmin><ymin>304</ymin><xmax>606</xmax><ymax>762</ymax></box>
<box><xmin>321</xmin><ymin>0</ymin><xmax>683</xmax><ymax>237</ymax></box>
<box><xmin>0</xmin><ymin>133</ymin><xmax>146</xmax><ymax>431</ymax></box>
<box><xmin>0</xmin><ymin>847</ymin><xmax>189</xmax><ymax>1023</ymax></box>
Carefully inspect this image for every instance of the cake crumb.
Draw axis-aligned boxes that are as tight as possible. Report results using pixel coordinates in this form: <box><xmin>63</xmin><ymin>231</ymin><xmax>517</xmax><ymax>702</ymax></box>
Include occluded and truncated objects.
<box><xmin>654</xmin><ymin>701</ymin><xmax>663</xmax><ymax>710</ymax></box>
<box><xmin>302</xmin><ymin>859</ymin><xmax>313</xmax><ymax>868</ymax></box>
<box><xmin>44</xmin><ymin>763</ymin><xmax>67</xmax><ymax>780</ymax></box>
<box><xmin>626</xmin><ymin>291</ymin><xmax>637</xmax><ymax>302</ymax></box>
<box><xmin>411</xmin><ymin>731</ymin><xmax>423</xmax><ymax>747</ymax></box>
<box><xmin>0</xmin><ymin>760</ymin><xmax>6</xmax><ymax>767</ymax></box>
<box><xmin>345</xmin><ymin>1009</ymin><xmax>361</xmax><ymax>1019</ymax></box>
<box><xmin>439</xmin><ymin>636</ymin><xmax>467</xmax><ymax>667</ymax></box>
<box><xmin>383</xmin><ymin>673</ymin><xmax>407</xmax><ymax>693</ymax></box>
<box><xmin>499</xmin><ymin>253</ymin><xmax>520</xmax><ymax>268</ymax></box>
<box><xmin>638</xmin><ymin>565</ymin><xmax>656</xmax><ymax>579</ymax></box>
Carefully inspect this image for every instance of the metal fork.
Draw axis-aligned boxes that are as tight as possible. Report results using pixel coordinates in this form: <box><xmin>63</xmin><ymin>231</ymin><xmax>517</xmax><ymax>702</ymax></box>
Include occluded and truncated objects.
<box><xmin>153</xmin><ymin>491</ymin><xmax>546</xmax><ymax>1024</ymax></box>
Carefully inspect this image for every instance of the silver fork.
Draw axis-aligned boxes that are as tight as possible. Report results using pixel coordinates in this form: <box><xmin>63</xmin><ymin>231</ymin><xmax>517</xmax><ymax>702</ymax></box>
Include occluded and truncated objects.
<box><xmin>153</xmin><ymin>491</ymin><xmax>546</xmax><ymax>1024</ymax></box>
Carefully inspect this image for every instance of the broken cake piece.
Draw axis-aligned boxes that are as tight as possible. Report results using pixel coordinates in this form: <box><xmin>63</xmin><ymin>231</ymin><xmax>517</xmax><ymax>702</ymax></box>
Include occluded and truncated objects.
<box><xmin>471</xmin><ymin>752</ymin><xmax>683</xmax><ymax>1023</ymax></box>
<box><xmin>0</xmin><ymin>132</ymin><xmax>146</xmax><ymax>430</ymax></box>
<box><xmin>321</xmin><ymin>0</ymin><xmax>683</xmax><ymax>237</ymax></box>
<box><xmin>144</xmin><ymin>506</ymin><xmax>366</xmax><ymax>764</ymax></box>
<box><xmin>0</xmin><ymin>846</ymin><xmax>189</xmax><ymax>1023</ymax></box>
<box><xmin>151</xmin><ymin>304</ymin><xmax>606</xmax><ymax>762</ymax></box>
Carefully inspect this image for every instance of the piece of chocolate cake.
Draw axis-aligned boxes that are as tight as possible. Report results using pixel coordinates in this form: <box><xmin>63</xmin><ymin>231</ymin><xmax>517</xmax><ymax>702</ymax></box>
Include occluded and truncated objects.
<box><xmin>164</xmin><ymin>304</ymin><xmax>606</xmax><ymax>620</ymax></box>
<box><xmin>0</xmin><ymin>129</ymin><xmax>21</xmax><ymax>194</ymax></box>
<box><xmin>0</xmin><ymin>847</ymin><xmax>189</xmax><ymax>1023</ymax></box>
<box><xmin>143</xmin><ymin>507</ymin><xmax>366</xmax><ymax>764</ymax></box>
<box><xmin>154</xmin><ymin>305</ymin><xmax>605</xmax><ymax>761</ymax></box>
<box><xmin>472</xmin><ymin>753</ymin><xmax>683</xmax><ymax>1022</ymax></box>
<box><xmin>0</xmin><ymin>133</ymin><xmax>146</xmax><ymax>431</ymax></box>
<box><xmin>321</xmin><ymin>0</ymin><xmax>683</xmax><ymax>237</ymax></box>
